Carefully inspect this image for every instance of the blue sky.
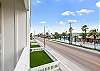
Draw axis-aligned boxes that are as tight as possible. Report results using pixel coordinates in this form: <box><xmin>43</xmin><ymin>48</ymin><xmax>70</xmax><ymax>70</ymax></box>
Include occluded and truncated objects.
<box><xmin>31</xmin><ymin>0</ymin><xmax>100</xmax><ymax>34</ymax></box>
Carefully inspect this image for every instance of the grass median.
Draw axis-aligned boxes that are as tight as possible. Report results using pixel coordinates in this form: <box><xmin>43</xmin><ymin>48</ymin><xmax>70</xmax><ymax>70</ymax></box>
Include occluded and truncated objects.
<box><xmin>30</xmin><ymin>51</ymin><xmax>53</xmax><ymax>68</ymax></box>
<box><xmin>30</xmin><ymin>42</ymin><xmax>40</xmax><ymax>48</ymax></box>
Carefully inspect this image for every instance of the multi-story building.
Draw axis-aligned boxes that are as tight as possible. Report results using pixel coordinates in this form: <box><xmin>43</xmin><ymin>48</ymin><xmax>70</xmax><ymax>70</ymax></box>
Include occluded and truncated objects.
<box><xmin>0</xmin><ymin>0</ymin><xmax>31</xmax><ymax>71</ymax></box>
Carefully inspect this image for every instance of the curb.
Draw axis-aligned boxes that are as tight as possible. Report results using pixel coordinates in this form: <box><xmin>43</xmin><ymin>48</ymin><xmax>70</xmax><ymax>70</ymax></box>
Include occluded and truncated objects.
<box><xmin>49</xmin><ymin>40</ymin><xmax>100</xmax><ymax>55</ymax></box>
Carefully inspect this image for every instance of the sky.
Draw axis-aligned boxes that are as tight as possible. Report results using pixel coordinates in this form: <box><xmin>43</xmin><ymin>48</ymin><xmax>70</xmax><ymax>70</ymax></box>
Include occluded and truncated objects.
<box><xmin>31</xmin><ymin>0</ymin><xmax>100</xmax><ymax>34</ymax></box>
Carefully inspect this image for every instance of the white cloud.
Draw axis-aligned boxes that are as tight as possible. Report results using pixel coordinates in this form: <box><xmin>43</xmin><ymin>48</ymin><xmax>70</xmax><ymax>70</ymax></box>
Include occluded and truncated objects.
<box><xmin>97</xmin><ymin>24</ymin><xmax>100</xmax><ymax>32</ymax></box>
<box><xmin>32</xmin><ymin>0</ymin><xmax>41</xmax><ymax>5</ymax></box>
<box><xmin>96</xmin><ymin>2</ymin><xmax>100</xmax><ymax>7</ymax></box>
<box><xmin>72</xmin><ymin>29</ymin><xmax>82</xmax><ymax>33</ymax></box>
<box><xmin>36</xmin><ymin>0</ymin><xmax>41</xmax><ymax>4</ymax></box>
<box><xmin>58</xmin><ymin>21</ymin><xmax>65</xmax><ymax>25</ymax></box>
<box><xmin>76</xmin><ymin>9</ymin><xmax>95</xmax><ymax>15</ymax></box>
<box><xmin>40</xmin><ymin>21</ymin><xmax>47</xmax><ymax>24</ymax></box>
<box><xmin>62</xmin><ymin>11</ymin><xmax>76</xmax><ymax>16</ymax></box>
<box><xmin>79</xmin><ymin>0</ymin><xmax>84</xmax><ymax>2</ymax></box>
<box><xmin>67</xmin><ymin>20</ymin><xmax>78</xmax><ymax>23</ymax></box>
<box><xmin>62</xmin><ymin>9</ymin><xmax>94</xmax><ymax>16</ymax></box>
<box><xmin>48</xmin><ymin>25</ymin><xmax>67</xmax><ymax>34</ymax></box>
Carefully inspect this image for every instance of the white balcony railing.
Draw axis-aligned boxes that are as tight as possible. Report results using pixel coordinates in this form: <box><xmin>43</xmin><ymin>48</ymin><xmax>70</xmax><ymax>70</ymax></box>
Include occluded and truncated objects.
<box><xmin>30</xmin><ymin>47</ymin><xmax>60</xmax><ymax>71</ymax></box>
<box><xmin>31</xmin><ymin>61</ymin><xmax>60</xmax><ymax>71</ymax></box>
<box><xmin>14</xmin><ymin>47</ymin><xmax>30</xmax><ymax>71</ymax></box>
<box><xmin>14</xmin><ymin>47</ymin><xmax>60</xmax><ymax>71</ymax></box>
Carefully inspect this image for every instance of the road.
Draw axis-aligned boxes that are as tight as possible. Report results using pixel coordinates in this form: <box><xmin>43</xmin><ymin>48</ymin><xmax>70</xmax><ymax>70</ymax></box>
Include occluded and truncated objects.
<box><xmin>36</xmin><ymin>37</ymin><xmax>100</xmax><ymax>71</ymax></box>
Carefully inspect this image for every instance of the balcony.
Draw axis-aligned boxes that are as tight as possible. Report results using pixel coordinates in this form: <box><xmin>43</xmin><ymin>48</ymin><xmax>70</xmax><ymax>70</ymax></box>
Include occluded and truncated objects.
<box><xmin>14</xmin><ymin>40</ymin><xmax>63</xmax><ymax>71</ymax></box>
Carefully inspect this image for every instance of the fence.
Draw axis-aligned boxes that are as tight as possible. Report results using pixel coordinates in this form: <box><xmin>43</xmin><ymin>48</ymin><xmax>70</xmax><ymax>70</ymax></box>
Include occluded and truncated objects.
<box><xmin>31</xmin><ymin>61</ymin><xmax>60</xmax><ymax>71</ymax></box>
<box><xmin>31</xmin><ymin>47</ymin><xmax>44</xmax><ymax>52</ymax></box>
<box><xmin>31</xmin><ymin>47</ymin><xmax>60</xmax><ymax>71</ymax></box>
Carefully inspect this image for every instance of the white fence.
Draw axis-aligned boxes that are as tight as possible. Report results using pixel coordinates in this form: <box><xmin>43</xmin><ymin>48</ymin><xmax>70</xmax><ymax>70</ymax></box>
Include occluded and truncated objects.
<box><xmin>44</xmin><ymin>48</ymin><xmax>57</xmax><ymax>61</ymax></box>
<box><xmin>31</xmin><ymin>47</ymin><xmax>60</xmax><ymax>71</ymax></box>
<box><xmin>14</xmin><ymin>46</ymin><xmax>61</xmax><ymax>71</ymax></box>
<box><xmin>31</xmin><ymin>47</ymin><xmax>57</xmax><ymax>61</ymax></box>
<box><xmin>31</xmin><ymin>61</ymin><xmax>60</xmax><ymax>71</ymax></box>
<box><xmin>31</xmin><ymin>47</ymin><xmax>44</xmax><ymax>52</ymax></box>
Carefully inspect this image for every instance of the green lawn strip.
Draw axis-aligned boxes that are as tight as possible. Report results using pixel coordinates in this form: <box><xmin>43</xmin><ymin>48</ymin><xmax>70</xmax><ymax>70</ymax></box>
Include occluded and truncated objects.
<box><xmin>31</xmin><ymin>43</ymin><xmax>39</xmax><ymax>46</ymax></box>
<box><xmin>31</xmin><ymin>44</ymin><xmax>40</xmax><ymax>48</ymax></box>
<box><xmin>31</xmin><ymin>41</ymin><xmax>37</xmax><ymax>43</ymax></box>
<box><xmin>30</xmin><ymin>51</ymin><xmax>53</xmax><ymax>68</ymax></box>
<box><xmin>30</xmin><ymin>42</ymin><xmax>40</xmax><ymax>48</ymax></box>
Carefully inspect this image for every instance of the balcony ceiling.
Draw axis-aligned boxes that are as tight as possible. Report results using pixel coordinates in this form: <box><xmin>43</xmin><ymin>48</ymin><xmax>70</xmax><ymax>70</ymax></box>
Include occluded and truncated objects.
<box><xmin>0</xmin><ymin>0</ymin><xmax>29</xmax><ymax>11</ymax></box>
<box><xmin>24</xmin><ymin>0</ymin><xmax>30</xmax><ymax>11</ymax></box>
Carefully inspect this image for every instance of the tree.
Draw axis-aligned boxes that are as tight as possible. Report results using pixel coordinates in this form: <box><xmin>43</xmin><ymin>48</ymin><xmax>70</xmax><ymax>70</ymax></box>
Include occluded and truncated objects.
<box><xmin>81</xmin><ymin>25</ymin><xmax>88</xmax><ymax>43</ymax></box>
<box><xmin>74</xmin><ymin>35</ymin><xmax>78</xmax><ymax>42</ymax></box>
<box><xmin>53</xmin><ymin>32</ymin><xmax>60</xmax><ymax>39</ymax></box>
<box><xmin>88</xmin><ymin>29</ymin><xmax>99</xmax><ymax>49</ymax></box>
<box><xmin>59</xmin><ymin>34</ymin><xmax>62</xmax><ymax>40</ymax></box>
<box><xmin>61</xmin><ymin>32</ymin><xmax>67</xmax><ymax>41</ymax></box>
<box><xmin>30</xmin><ymin>33</ymin><xmax>33</xmax><ymax>40</ymax></box>
<box><xmin>46</xmin><ymin>32</ymin><xmax>49</xmax><ymax>38</ymax></box>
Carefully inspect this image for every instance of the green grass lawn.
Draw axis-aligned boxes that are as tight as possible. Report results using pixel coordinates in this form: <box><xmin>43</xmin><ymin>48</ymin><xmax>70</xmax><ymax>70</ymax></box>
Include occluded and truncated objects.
<box><xmin>31</xmin><ymin>41</ymin><xmax>37</xmax><ymax>43</ymax></box>
<box><xmin>30</xmin><ymin>51</ymin><xmax>53</xmax><ymax>68</ymax></box>
<box><xmin>30</xmin><ymin>43</ymin><xmax>40</xmax><ymax>48</ymax></box>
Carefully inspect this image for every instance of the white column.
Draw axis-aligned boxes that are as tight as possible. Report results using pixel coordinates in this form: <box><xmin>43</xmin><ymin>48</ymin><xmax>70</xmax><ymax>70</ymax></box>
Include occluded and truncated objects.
<box><xmin>15</xmin><ymin>0</ymin><xmax>27</xmax><ymax>62</ymax></box>
<box><xmin>2</xmin><ymin>0</ymin><xmax>15</xmax><ymax>71</ymax></box>
<box><xmin>0</xmin><ymin>3</ymin><xmax>2</xmax><ymax>71</ymax></box>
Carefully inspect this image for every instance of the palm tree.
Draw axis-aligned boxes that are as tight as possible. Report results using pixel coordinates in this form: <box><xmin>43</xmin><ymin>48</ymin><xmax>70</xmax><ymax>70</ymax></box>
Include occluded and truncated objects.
<box><xmin>88</xmin><ymin>29</ymin><xmax>99</xmax><ymax>49</ymax></box>
<box><xmin>81</xmin><ymin>25</ymin><xmax>88</xmax><ymax>43</ymax></box>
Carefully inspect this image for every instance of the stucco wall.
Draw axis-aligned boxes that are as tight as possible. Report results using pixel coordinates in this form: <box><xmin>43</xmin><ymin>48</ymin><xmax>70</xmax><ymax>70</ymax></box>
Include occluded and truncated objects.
<box><xmin>0</xmin><ymin>3</ymin><xmax>2</xmax><ymax>71</ymax></box>
<box><xmin>0</xmin><ymin>0</ymin><xmax>29</xmax><ymax>71</ymax></box>
<box><xmin>2</xmin><ymin>0</ymin><xmax>15</xmax><ymax>71</ymax></box>
<box><xmin>15</xmin><ymin>0</ymin><xmax>27</xmax><ymax>63</ymax></box>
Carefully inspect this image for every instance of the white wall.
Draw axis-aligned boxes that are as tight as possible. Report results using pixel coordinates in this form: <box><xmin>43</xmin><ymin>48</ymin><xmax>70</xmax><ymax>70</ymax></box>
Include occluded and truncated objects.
<box><xmin>0</xmin><ymin>0</ymin><xmax>30</xmax><ymax>71</ymax></box>
<box><xmin>2</xmin><ymin>0</ymin><xmax>15</xmax><ymax>71</ymax></box>
<box><xmin>0</xmin><ymin>3</ymin><xmax>2</xmax><ymax>71</ymax></box>
<box><xmin>15</xmin><ymin>0</ymin><xmax>27</xmax><ymax>62</ymax></box>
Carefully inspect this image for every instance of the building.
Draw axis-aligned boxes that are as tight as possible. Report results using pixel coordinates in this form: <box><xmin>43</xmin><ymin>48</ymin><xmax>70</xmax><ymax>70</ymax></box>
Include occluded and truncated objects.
<box><xmin>0</xmin><ymin>0</ymin><xmax>31</xmax><ymax>71</ymax></box>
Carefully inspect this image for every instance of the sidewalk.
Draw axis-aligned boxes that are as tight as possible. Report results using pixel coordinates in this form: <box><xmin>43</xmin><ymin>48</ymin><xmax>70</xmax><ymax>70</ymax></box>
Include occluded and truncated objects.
<box><xmin>50</xmin><ymin>39</ymin><xmax>100</xmax><ymax>55</ymax></box>
<box><xmin>35</xmin><ymin>39</ymin><xmax>84</xmax><ymax>71</ymax></box>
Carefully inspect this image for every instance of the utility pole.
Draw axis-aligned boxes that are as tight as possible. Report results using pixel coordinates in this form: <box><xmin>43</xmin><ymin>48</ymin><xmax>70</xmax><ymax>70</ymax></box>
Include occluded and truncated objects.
<box><xmin>44</xmin><ymin>26</ymin><xmax>46</xmax><ymax>47</ymax></box>
<box><xmin>69</xmin><ymin>22</ymin><xmax>72</xmax><ymax>44</ymax></box>
<box><xmin>34</xmin><ymin>30</ymin><xmax>35</xmax><ymax>39</ymax></box>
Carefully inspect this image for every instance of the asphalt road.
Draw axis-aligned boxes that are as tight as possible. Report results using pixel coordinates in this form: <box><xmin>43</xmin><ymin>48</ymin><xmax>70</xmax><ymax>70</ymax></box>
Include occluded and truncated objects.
<box><xmin>36</xmin><ymin>37</ymin><xmax>100</xmax><ymax>71</ymax></box>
